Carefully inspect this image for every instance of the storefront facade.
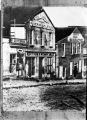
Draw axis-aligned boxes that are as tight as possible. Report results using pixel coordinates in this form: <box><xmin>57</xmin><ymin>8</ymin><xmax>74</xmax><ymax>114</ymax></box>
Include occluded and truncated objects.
<box><xmin>25</xmin><ymin>11</ymin><xmax>56</xmax><ymax>78</ymax></box>
<box><xmin>3</xmin><ymin>10</ymin><xmax>56</xmax><ymax>79</ymax></box>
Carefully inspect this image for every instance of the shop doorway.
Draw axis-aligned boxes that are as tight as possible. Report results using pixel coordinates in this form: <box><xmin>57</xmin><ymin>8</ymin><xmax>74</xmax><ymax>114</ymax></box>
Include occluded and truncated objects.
<box><xmin>10</xmin><ymin>54</ymin><xmax>16</xmax><ymax>73</ymax></box>
<box><xmin>39</xmin><ymin>57</ymin><xmax>43</xmax><ymax>78</ymax></box>
<box><xmin>26</xmin><ymin>57</ymin><xmax>35</xmax><ymax>77</ymax></box>
<box><xmin>73</xmin><ymin>64</ymin><xmax>78</xmax><ymax>78</ymax></box>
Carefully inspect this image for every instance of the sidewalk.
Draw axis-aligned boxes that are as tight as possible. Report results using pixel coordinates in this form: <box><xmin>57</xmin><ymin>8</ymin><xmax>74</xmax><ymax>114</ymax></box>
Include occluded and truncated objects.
<box><xmin>3</xmin><ymin>78</ymin><xmax>86</xmax><ymax>89</ymax></box>
<box><xmin>1</xmin><ymin>109</ymin><xmax>86</xmax><ymax>120</ymax></box>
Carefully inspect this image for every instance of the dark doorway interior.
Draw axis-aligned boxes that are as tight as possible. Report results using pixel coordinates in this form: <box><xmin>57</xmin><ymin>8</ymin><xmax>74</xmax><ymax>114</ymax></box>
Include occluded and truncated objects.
<box><xmin>39</xmin><ymin>57</ymin><xmax>43</xmax><ymax>78</ymax></box>
<box><xmin>26</xmin><ymin>57</ymin><xmax>35</xmax><ymax>77</ymax></box>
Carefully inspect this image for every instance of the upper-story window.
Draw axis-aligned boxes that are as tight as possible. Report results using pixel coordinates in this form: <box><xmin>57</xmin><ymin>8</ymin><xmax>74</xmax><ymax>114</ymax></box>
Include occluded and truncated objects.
<box><xmin>73</xmin><ymin>43</ymin><xmax>77</xmax><ymax>54</ymax></box>
<box><xmin>77</xmin><ymin>42</ymin><xmax>81</xmax><ymax>53</ymax></box>
<box><xmin>32</xmin><ymin>29</ymin><xmax>42</xmax><ymax>45</ymax></box>
<box><xmin>42</xmin><ymin>32</ymin><xmax>49</xmax><ymax>47</ymax></box>
<box><xmin>71</xmin><ymin>42</ymin><xmax>81</xmax><ymax>54</ymax></box>
<box><xmin>49</xmin><ymin>32</ymin><xmax>53</xmax><ymax>47</ymax></box>
<box><xmin>49</xmin><ymin>32</ymin><xmax>51</xmax><ymax>46</ymax></box>
<box><xmin>62</xmin><ymin>43</ymin><xmax>65</xmax><ymax>57</ymax></box>
<box><xmin>71</xmin><ymin>43</ymin><xmax>73</xmax><ymax>54</ymax></box>
<box><xmin>83</xmin><ymin>48</ymin><xmax>87</xmax><ymax>54</ymax></box>
<box><xmin>44</xmin><ymin>34</ymin><xmax>47</xmax><ymax>46</ymax></box>
<box><xmin>75</xmin><ymin>43</ymin><xmax>77</xmax><ymax>54</ymax></box>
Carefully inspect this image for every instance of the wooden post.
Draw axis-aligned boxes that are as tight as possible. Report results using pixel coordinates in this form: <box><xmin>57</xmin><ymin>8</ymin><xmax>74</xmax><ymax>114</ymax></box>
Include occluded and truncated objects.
<box><xmin>0</xmin><ymin>2</ymin><xmax>3</xmax><ymax>116</ymax></box>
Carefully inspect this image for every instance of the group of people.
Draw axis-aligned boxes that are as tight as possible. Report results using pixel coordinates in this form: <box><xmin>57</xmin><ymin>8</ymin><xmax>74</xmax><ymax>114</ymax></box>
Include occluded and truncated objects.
<box><xmin>16</xmin><ymin>61</ymin><xmax>29</xmax><ymax>78</ymax></box>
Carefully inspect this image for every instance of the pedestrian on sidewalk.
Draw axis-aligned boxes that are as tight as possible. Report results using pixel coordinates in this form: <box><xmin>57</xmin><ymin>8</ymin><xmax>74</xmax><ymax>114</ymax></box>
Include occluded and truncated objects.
<box><xmin>73</xmin><ymin>64</ymin><xmax>78</xmax><ymax>79</ymax></box>
<box><xmin>25</xmin><ymin>61</ymin><xmax>29</xmax><ymax>78</ymax></box>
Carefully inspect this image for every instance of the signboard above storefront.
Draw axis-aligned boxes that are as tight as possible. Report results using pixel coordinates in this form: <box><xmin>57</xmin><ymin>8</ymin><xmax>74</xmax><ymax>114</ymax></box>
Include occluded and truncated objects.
<box><xmin>26</xmin><ymin>52</ymin><xmax>55</xmax><ymax>57</ymax></box>
<box><xmin>11</xmin><ymin>38</ymin><xmax>26</xmax><ymax>44</ymax></box>
<box><xmin>30</xmin><ymin>12</ymin><xmax>55</xmax><ymax>31</ymax></box>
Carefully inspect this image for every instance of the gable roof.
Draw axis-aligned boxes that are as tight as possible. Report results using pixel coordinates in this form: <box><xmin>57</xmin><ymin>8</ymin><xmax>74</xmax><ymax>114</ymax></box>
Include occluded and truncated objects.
<box><xmin>56</xmin><ymin>26</ymin><xmax>87</xmax><ymax>43</ymax></box>
<box><xmin>73</xmin><ymin>27</ymin><xmax>81</xmax><ymax>34</ymax></box>
<box><xmin>4</xmin><ymin>6</ymin><xmax>42</xmax><ymax>26</ymax></box>
<box><xmin>25</xmin><ymin>8</ymin><xmax>55</xmax><ymax>29</ymax></box>
<box><xmin>3</xmin><ymin>6</ymin><xmax>55</xmax><ymax>37</ymax></box>
<box><xmin>55</xmin><ymin>27</ymin><xmax>74</xmax><ymax>42</ymax></box>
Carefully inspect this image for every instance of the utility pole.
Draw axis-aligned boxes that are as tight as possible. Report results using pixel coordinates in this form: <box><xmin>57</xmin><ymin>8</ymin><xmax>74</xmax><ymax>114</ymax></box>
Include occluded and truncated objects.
<box><xmin>0</xmin><ymin>1</ymin><xmax>4</xmax><ymax>116</ymax></box>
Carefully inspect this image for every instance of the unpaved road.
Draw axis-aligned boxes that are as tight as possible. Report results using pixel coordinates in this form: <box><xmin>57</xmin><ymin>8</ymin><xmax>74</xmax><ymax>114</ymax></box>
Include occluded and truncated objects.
<box><xmin>3</xmin><ymin>83</ymin><xmax>86</xmax><ymax>111</ymax></box>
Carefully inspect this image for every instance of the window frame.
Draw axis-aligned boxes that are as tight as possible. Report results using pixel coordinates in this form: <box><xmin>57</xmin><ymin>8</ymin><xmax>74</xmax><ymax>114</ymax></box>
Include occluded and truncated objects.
<box><xmin>62</xmin><ymin>43</ymin><xmax>65</xmax><ymax>57</ymax></box>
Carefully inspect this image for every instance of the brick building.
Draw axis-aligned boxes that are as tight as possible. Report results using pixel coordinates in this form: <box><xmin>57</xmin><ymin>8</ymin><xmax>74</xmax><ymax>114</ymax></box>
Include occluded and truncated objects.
<box><xmin>3</xmin><ymin>7</ymin><xmax>56</xmax><ymax>79</ymax></box>
<box><xmin>56</xmin><ymin>27</ymin><xmax>87</xmax><ymax>79</ymax></box>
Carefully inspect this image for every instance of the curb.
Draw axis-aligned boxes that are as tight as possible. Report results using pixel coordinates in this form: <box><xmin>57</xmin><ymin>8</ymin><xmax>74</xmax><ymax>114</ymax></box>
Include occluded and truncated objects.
<box><xmin>3</xmin><ymin>81</ymin><xmax>85</xmax><ymax>89</ymax></box>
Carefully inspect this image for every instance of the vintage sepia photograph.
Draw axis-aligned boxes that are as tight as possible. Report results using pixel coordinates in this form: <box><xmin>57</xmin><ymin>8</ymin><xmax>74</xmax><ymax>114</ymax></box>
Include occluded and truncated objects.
<box><xmin>0</xmin><ymin>0</ymin><xmax>87</xmax><ymax>119</ymax></box>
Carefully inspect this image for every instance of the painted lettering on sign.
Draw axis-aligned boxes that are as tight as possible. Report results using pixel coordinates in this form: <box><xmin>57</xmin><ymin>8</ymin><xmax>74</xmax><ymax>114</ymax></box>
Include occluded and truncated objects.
<box><xmin>30</xmin><ymin>12</ymin><xmax>54</xmax><ymax>31</ymax></box>
<box><xmin>30</xmin><ymin>21</ymin><xmax>54</xmax><ymax>30</ymax></box>
<box><xmin>26</xmin><ymin>52</ymin><xmax>54</xmax><ymax>57</ymax></box>
<box><xmin>11</xmin><ymin>39</ymin><xmax>26</xmax><ymax>44</ymax></box>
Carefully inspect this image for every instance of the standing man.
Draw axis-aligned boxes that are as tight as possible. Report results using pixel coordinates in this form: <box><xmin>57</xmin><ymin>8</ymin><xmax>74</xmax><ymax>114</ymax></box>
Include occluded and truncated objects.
<box><xmin>73</xmin><ymin>64</ymin><xmax>78</xmax><ymax>79</ymax></box>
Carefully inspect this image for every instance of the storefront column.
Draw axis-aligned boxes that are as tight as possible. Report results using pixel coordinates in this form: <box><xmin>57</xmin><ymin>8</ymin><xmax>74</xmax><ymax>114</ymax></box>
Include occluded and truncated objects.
<box><xmin>44</xmin><ymin>57</ymin><xmax>47</xmax><ymax>77</ymax></box>
<box><xmin>59</xmin><ymin>66</ymin><xmax>63</xmax><ymax>78</ymax></box>
<box><xmin>42</xmin><ymin>58</ymin><xmax>45</xmax><ymax>78</ymax></box>
<box><xmin>70</xmin><ymin>62</ymin><xmax>73</xmax><ymax>76</ymax></box>
<box><xmin>35</xmin><ymin>57</ymin><xmax>39</xmax><ymax>78</ymax></box>
<box><xmin>22</xmin><ymin>53</ymin><xmax>25</xmax><ymax>77</ymax></box>
<box><xmin>53</xmin><ymin>54</ymin><xmax>56</xmax><ymax>72</ymax></box>
<box><xmin>32</xmin><ymin>30</ymin><xmax>34</xmax><ymax>45</ymax></box>
<box><xmin>82</xmin><ymin>59</ymin><xmax>84</xmax><ymax>78</ymax></box>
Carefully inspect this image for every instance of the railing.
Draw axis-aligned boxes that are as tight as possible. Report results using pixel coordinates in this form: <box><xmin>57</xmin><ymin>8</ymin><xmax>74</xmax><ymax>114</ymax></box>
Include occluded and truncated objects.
<box><xmin>10</xmin><ymin>38</ymin><xmax>26</xmax><ymax>44</ymax></box>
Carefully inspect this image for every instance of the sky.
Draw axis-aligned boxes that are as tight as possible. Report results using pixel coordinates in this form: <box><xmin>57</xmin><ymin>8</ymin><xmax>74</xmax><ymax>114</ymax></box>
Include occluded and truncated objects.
<box><xmin>44</xmin><ymin>7</ymin><xmax>87</xmax><ymax>27</ymax></box>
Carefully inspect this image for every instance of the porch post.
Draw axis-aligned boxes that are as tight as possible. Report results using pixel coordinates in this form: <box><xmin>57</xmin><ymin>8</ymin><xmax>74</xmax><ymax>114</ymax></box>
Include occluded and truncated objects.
<box><xmin>35</xmin><ymin>57</ymin><xmax>39</xmax><ymax>78</ymax></box>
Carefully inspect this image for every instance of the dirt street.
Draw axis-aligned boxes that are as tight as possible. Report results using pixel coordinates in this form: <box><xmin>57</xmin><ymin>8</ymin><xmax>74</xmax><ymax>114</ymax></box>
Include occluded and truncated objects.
<box><xmin>3</xmin><ymin>83</ymin><xmax>86</xmax><ymax>111</ymax></box>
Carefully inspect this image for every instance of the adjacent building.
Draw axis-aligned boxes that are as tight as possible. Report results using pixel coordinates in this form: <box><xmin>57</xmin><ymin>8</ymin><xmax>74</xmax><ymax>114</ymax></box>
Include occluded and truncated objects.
<box><xmin>56</xmin><ymin>27</ymin><xmax>87</xmax><ymax>79</ymax></box>
<box><xmin>3</xmin><ymin>7</ymin><xmax>56</xmax><ymax>79</ymax></box>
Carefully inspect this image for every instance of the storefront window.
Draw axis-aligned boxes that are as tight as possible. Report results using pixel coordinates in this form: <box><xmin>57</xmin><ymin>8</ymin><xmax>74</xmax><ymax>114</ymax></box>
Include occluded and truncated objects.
<box><xmin>47</xmin><ymin>57</ymin><xmax>53</xmax><ymax>73</ymax></box>
<box><xmin>16</xmin><ymin>52</ymin><xmax>24</xmax><ymax>71</ymax></box>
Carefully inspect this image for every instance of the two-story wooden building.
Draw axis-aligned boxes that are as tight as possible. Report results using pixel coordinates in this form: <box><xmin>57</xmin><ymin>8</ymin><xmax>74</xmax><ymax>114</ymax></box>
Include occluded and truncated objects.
<box><xmin>3</xmin><ymin>7</ymin><xmax>56</xmax><ymax>79</ymax></box>
<box><xmin>56</xmin><ymin>27</ymin><xmax>87</xmax><ymax>79</ymax></box>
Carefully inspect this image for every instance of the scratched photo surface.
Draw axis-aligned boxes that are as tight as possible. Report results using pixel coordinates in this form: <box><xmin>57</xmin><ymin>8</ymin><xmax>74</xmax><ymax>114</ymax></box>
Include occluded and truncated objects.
<box><xmin>1</xmin><ymin>0</ymin><xmax>87</xmax><ymax>120</ymax></box>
